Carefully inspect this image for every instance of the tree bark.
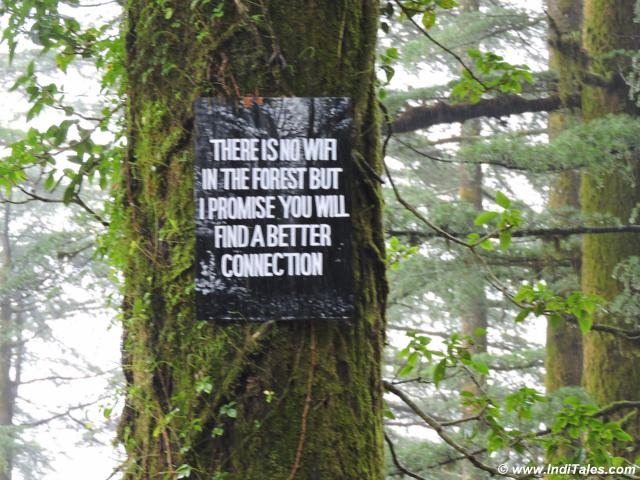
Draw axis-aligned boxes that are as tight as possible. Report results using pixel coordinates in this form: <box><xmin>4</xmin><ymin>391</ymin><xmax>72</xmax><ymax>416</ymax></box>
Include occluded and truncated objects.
<box><xmin>545</xmin><ymin>0</ymin><xmax>583</xmax><ymax>396</ymax></box>
<box><xmin>119</xmin><ymin>2</ymin><xmax>386</xmax><ymax>479</ymax></box>
<box><xmin>456</xmin><ymin>4</ymin><xmax>488</xmax><ymax>479</ymax></box>
<box><xmin>580</xmin><ymin>0</ymin><xmax>640</xmax><ymax>459</ymax></box>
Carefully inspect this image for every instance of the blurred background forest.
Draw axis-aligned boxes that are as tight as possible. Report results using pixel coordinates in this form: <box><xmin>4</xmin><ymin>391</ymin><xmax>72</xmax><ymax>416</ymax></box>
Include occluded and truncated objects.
<box><xmin>1</xmin><ymin>0</ymin><xmax>640</xmax><ymax>479</ymax></box>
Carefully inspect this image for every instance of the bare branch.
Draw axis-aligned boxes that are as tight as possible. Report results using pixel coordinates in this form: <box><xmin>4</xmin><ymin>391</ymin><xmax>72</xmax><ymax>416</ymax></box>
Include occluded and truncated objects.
<box><xmin>20</xmin><ymin>368</ymin><xmax>116</xmax><ymax>386</ymax></box>
<box><xmin>393</xmin><ymin>94</ymin><xmax>580</xmax><ymax>133</ymax></box>
<box><xmin>391</xmin><ymin>136</ymin><xmax>569</xmax><ymax>172</ymax></box>
<box><xmin>384</xmin><ymin>433</ymin><xmax>428</xmax><ymax>480</ymax></box>
<box><xmin>389</xmin><ymin>224</ymin><xmax>640</xmax><ymax>242</ymax></box>
<box><xmin>21</xmin><ymin>399</ymin><xmax>101</xmax><ymax>428</ymax></box>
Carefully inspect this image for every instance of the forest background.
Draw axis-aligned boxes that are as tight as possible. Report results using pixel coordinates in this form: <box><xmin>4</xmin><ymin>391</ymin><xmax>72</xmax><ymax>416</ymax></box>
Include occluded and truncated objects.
<box><xmin>0</xmin><ymin>0</ymin><xmax>639</xmax><ymax>479</ymax></box>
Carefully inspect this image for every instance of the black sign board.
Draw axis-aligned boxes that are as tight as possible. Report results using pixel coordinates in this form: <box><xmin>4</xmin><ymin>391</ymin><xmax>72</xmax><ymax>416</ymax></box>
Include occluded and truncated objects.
<box><xmin>194</xmin><ymin>97</ymin><xmax>354</xmax><ymax>321</ymax></box>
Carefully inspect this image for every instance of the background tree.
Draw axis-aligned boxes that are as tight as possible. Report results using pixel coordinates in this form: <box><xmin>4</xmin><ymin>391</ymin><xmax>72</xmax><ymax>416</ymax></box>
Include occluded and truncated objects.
<box><xmin>0</xmin><ymin>188</ymin><xmax>118</xmax><ymax>480</ymax></box>
<box><xmin>545</xmin><ymin>0</ymin><xmax>583</xmax><ymax>396</ymax></box>
<box><xmin>580</xmin><ymin>0</ymin><xmax>640</xmax><ymax>459</ymax></box>
<box><xmin>0</xmin><ymin>24</ymin><xmax>122</xmax><ymax>480</ymax></box>
<box><xmin>380</xmin><ymin>0</ymin><xmax>640</xmax><ymax>477</ymax></box>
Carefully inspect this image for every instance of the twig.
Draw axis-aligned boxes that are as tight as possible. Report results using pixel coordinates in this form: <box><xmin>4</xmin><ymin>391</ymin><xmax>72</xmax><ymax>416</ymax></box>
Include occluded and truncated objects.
<box><xmin>104</xmin><ymin>464</ymin><xmax>124</xmax><ymax>480</ymax></box>
<box><xmin>383</xmin><ymin>381</ymin><xmax>532</xmax><ymax>479</ymax></box>
<box><xmin>392</xmin><ymin>0</ymin><xmax>488</xmax><ymax>91</ymax></box>
<box><xmin>380</xmin><ymin>104</ymin><xmax>470</xmax><ymax>248</ymax></box>
<box><xmin>287</xmin><ymin>324</ymin><xmax>317</xmax><ymax>480</ymax></box>
<box><xmin>21</xmin><ymin>399</ymin><xmax>102</xmax><ymax>428</ymax></box>
<box><xmin>16</xmin><ymin>186</ymin><xmax>109</xmax><ymax>227</ymax></box>
<box><xmin>161</xmin><ymin>428</ymin><xmax>175</xmax><ymax>475</ymax></box>
<box><xmin>392</xmin><ymin>136</ymin><xmax>568</xmax><ymax>172</ymax></box>
<box><xmin>384</xmin><ymin>432</ymin><xmax>428</xmax><ymax>480</ymax></box>
<box><xmin>20</xmin><ymin>368</ymin><xmax>116</xmax><ymax>385</ymax></box>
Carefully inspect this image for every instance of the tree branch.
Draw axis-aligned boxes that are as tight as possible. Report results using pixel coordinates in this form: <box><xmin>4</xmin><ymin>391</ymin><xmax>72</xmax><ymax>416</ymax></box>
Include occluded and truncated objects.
<box><xmin>21</xmin><ymin>399</ymin><xmax>100</xmax><ymax>428</ymax></box>
<box><xmin>383</xmin><ymin>381</ymin><xmax>529</xmax><ymax>479</ymax></box>
<box><xmin>15</xmin><ymin>186</ymin><xmax>109</xmax><ymax>227</ymax></box>
<box><xmin>392</xmin><ymin>94</ymin><xmax>580</xmax><ymax>133</ymax></box>
<box><xmin>391</xmin><ymin>136</ymin><xmax>571</xmax><ymax>172</ymax></box>
<box><xmin>392</xmin><ymin>0</ymin><xmax>487</xmax><ymax>90</ymax></box>
<box><xmin>389</xmin><ymin>224</ymin><xmax>640</xmax><ymax>242</ymax></box>
<box><xmin>384</xmin><ymin>433</ymin><xmax>428</xmax><ymax>480</ymax></box>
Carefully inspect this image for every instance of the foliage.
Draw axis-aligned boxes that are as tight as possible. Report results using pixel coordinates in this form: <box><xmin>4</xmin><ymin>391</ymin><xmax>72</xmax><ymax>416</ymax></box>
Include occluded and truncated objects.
<box><xmin>459</xmin><ymin>114</ymin><xmax>640</xmax><ymax>176</ymax></box>
<box><xmin>0</xmin><ymin>0</ymin><xmax>124</xmax><ymax>219</ymax></box>
<box><xmin>451</xmin><ymin>49</ymin><xmax>533</xmax><ymax>102</ymax></box>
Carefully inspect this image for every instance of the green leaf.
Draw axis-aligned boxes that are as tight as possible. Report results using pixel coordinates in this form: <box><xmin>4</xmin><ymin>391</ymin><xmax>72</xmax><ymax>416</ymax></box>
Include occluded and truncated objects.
<box><xmin>466</xmin><ymin>48</ymin><xmax>481</xmax><ymax>59</ymax></box>
<box><xmin>44</xmin><ymin>172</ymin><xmax>55</xmax><ymax>191</ymax></box>
<box><xmin>472</xmin><ymin>361</ymin><xmax>489</xmax><ymax>375</ymax></box>
<box><xmin>548</xmin><ymin>313</ymin><xmax>564</xmax><ymax>329</ymax></box>
<box><xmin>436</xmin><ymin>0</ymin><xmax>458</xmax><ymax>8</ymax></box>
<box><xmin>499</xmin><ymin>231</ymin><xmax>512</xmax><ymax>250</ymax></box>
<box><xmin>406</xmin><ymin>351</ymin><xmax>419</xmax><ymax>369</ymax></box>
<box><xmin>380</xmin><ymin>64</ymin><xmax>395</xmax><ymax>84</ymax></box>
<box><xmin>479</xmin><ymin>239</ymin><xmax>493</xmax><ymax>250</ymax></box>
<box><xmin>495</xmin><ymin>191</ymin><xmax>511</xmax><ymax>208</ymax></box>
<box><xmin>220</xmin><ymin>402</ymin><xmax>237</xmax><ymax>419</ymax></box>
<box><xmin>613</xmin><ymin>430</ymin><xmax>633</xmax><ymax>442</ymax></box>
<box><xmin>577</xmin><ymin>315</ymin><xmax>593</xmax><ymax>334</ymax></box>
<box><xmin>467</xmin><ymin>232</ymin><xmax>480</xmax><ymax>243</ymax></box>
<box><xmin>383</xmin><ymin>408</ymin><xmax>396</xmax><ymax>420</ymax></box>
<box><xmin>196</xmin><ymin>377</ymin><xmax>213</xmax><ymax>394</ymax></box>
<box><xmin>422</xmin><ymin>10</ymin><xmax>436</xmax><ymax>29</ymax></box>
<box><xmin>474</xmin><ymin>211</ymin><xmax>499</xmax><ymax>226</ymax></box>
<box><xmin>397</xmin><ymin>363</ymin><xmax>413</xmax><ymax>377</ymax></box>
<box><xmin>54</xmin><ymin>52</ymin><xmax>74</xmax><ymax>72</ymax></box>
<box><xmin>385</xmin><ymin>47</ymin><xmax>399</xmax><ymax>60</ymax></box>
<box><xmin>514</xmin><ymin>308</ymin><xmax>531</xmax><ymax>323</ymax></box>
<box><xmin>433</xmin><ymin>359</ymin><xmax>447</xmax><ymax>385</ymax></box>
<box><xmin>176</xmin><ymin>464</ymin><xmax>192</xmax><ymax>478</ymax></box>
<box><xmin>62</xmin><ymin>184</ymin><xmax>76</xmax><ymax>204</ymax></box>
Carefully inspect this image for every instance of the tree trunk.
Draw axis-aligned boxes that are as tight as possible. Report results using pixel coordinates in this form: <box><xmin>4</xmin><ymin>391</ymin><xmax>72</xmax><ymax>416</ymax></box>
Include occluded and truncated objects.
<box><xmin>458</xmin><ymin>156</ymin><xmax>488</xmax><ymax>480</ymax></box>
<box><xmin>545</xmin><ymin>0</ymin><xmax>583</xmax><ymax>395</ymax></box>
<box><xmin>580</xmin><ymin>0</ymin><xmax>640</xmax><ymax>459</ymax></box>
<box><xmin>457</xmin><ymin>2</ymin><xmax>486</xmax><ymax>364</ymax></box>
<box><xmin>458</xmin><ymin>4</ymin><xmax>488</xmax><ymax>478</ymax></box>
<box><xmin>0</xmin><ymin>203</ymin><xmax>14</xmax><ymax>480</ymax></box>
<box><xmin>119</xmin><ymin>2</ymin><xmax>386</xmax><ymax>479</ymax></box>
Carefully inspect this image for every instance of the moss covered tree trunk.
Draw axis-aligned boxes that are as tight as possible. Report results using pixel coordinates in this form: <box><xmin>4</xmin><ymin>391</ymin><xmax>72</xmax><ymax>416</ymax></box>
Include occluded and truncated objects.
<box><xmin>119</xmin><ymin>2</ymin><xmax>386</xmax><ymax>479</ymax></box>
<box><xmin>545</xmin><ymin>0</ymin><xmax>583</xmax><ymax>394</ymax></box>
<box><xmin>580</xmin><ymin>0</ymin><xmax>640</xmax><ymax>458</ymax></box>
